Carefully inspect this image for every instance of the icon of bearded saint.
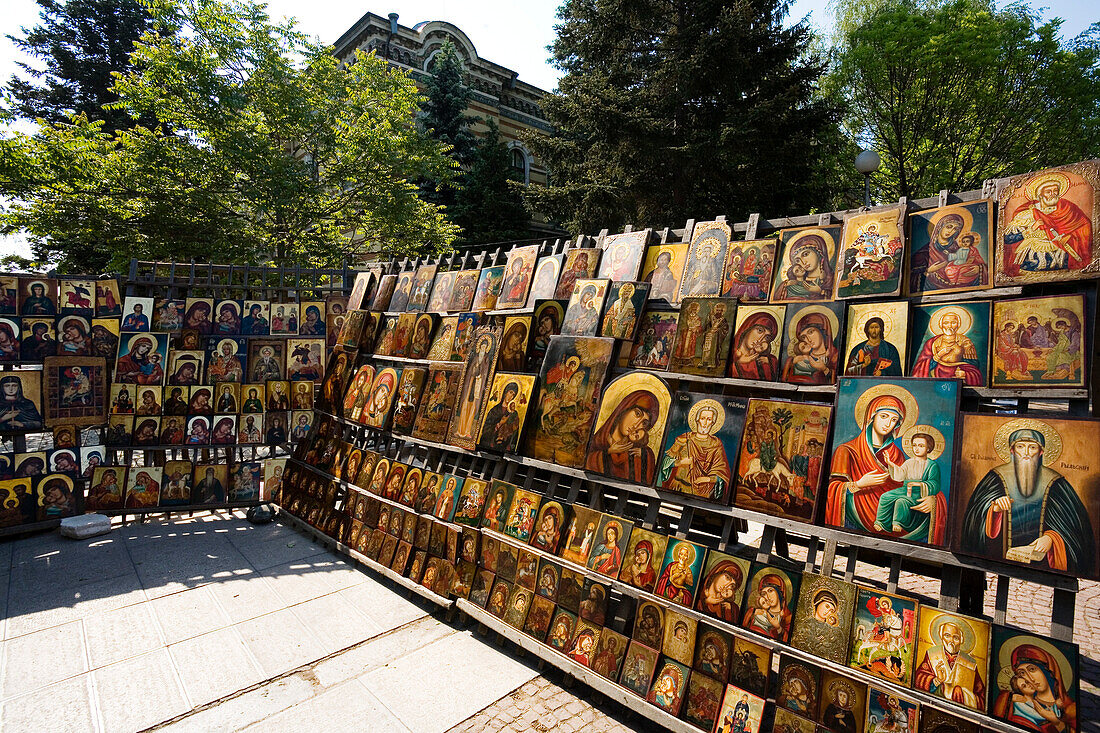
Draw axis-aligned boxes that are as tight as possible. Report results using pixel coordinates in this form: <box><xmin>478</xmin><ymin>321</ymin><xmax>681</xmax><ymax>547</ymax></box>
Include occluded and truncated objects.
<box><xmin>1003</xmin><ymin>170</ymin><xmax>1093</xmax><ymax>277</ymax></box>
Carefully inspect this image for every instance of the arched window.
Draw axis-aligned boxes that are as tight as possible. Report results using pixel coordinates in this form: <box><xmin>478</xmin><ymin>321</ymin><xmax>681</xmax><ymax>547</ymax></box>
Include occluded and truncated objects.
<box><xmin>510</xmin><ymin>147</ymin><xmax>529</xmax><ymax>184</ymax></box>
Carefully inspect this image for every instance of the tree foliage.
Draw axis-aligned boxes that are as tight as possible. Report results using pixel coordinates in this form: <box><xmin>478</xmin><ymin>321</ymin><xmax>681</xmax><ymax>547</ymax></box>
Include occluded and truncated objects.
<box><xmin>6</xmin><ymin>0</ymin><xmax>154</xmax><ymax>133</ymax></box>
<box><xmin>831</xmin><ymin>0</ymin><xmax>1100</xmax><ymax>200</ymax></box>
<box><xmin>0</xmin><ymin>0</ymin><xmax>459</xmax><ymax>273</ymax></box>
<box><xmin>526</xmin><ymin>0</ymin><xmax>849</xmax><ymax>234</ymax></box>
<box><xmin>453</xmin><ymin>119</ymin><xmax>530</xmax><ymax>244</ymax></box>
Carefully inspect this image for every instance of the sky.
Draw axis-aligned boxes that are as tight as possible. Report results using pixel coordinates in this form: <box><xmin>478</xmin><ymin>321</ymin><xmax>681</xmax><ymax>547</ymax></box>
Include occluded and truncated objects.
<box><xmin>1</xmin><ymin>0</ymin><xmax>1097</xmax><ymax>258</ymax></box>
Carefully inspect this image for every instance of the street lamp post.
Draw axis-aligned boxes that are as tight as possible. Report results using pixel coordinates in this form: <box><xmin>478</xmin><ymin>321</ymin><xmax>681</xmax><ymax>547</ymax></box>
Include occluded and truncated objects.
<box><xmin>855</xmin><ymin>149</ymin><xmax>881</xmax><ymax>209</ymax></box>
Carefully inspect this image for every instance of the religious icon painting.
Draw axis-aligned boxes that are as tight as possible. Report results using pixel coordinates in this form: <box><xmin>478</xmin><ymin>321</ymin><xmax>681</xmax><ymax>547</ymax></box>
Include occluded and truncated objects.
<box><xmin>952</xmin><ymin>413</ymin><xmax>1099</xmax><ymax>579</ymax></box>
<box><xmin>498</xmin><ymin>317</ymin><xmax>530</xmax><ymax>371</ymax></box>
<box><xmin>210</xmin><ymin>299</ymin><xmax>243</xmax><ymax>335</ymax></box>
<box><xmin>597</xmin><ymin>230</ymin><xmax>650</xmax><ymax>282</ymax></box>
<box><xmin>908</xmin><ymin>200</ymin><xmax>994</xmax><ymax>295</ymax></box>
<box><xmin>397</xmin><ymin>466</ymin><xmax>423</xmax><ymax>508</ymax></box>
<box><xmin>123</xmin><ymin>466</ymin><xmax>161</xmax><ymax>509</ymax></box>
<box><xmin>776</xmin><ymin>655</ymin><xmax>823</xmax><ymax>721</ymax></box>
<box><xmin>502</xmin><ymin>584</ymin><xmax>533</xmax><ymax>629</ymax></box>
<box><xmin>486</xmin><ymin>578</ymin><xmax>512</xmax><ymax>619</ymax></box>
<box><xmin>816</xmin><ymin>671</ymin><xmax>868</xmax><ymax>733</ymax></box>
<box><xmin>347</xmin><ymin>270</ymin><xmax>374</xmax><ymax>312</ymax></box>
<box><xmin>105</xmin><ymin>413</ymin><xmax>131</xmax><ymax>445</ymax></box>
<box><xmin>377</xmin><ymin>534</ymin><xmax>399</xmax><ymax>567</ymax></box>
<box><xmin>119</xmin><ymin>296</ymin><xmax>153</xmax><ymax>332</ymax></box>
<box><xmin>577</xmin><ymin>578</ymin><xmax>607</xmax><ymax>624</ymax></box>
<box><xmin>0</xmin><ymin>314</ymin><xmax>20</xmax><ymax>360</ymax></box>
<box><xmin>474</xmin><ymin>374</ymin><xmax>534</xmax><ymax>453</ymax></box>
<box><xmin>34</xmin><ymin>473</ymin><xmax>75</xmax><ymax>519</ymax></box>
<box><xmin>653</xmin><ymin>538</ymin><xmax>706</xmax><ymax>608</ymax></box>
<box><xmin>21</xmin><ymin>317</ymin><xmax>56</xmax><ymax>363</ymax></box>
<box><xmin>580</xmin><ymin>514</ymin><xmax>630</xmax><ymax>580</ymax></box>
<box><xmin>630</xmin><ymin>599</ymin><xmax>665</xmax><ymax>650</ymax></box>
<box><xmin>561</xmin><ymin>279</ymin><xmax>609</xmax><ymax>337</ymax></box>
<box><xmin>449</xmin><ymin>312</ymin><xmax>480</xmax><ymax>362</ymax></box>
<box><xmin>426</xmin><ymin>316</ymin><xmax>458</xmax><ymax>361</ymax></box>
<box><xmin>390</xmin><ymin>368</ymin><xmax>427</xmax><ymax>436</ymax></box>
<box><xmin>866</xmin><ymin>687</ymin><xmax>919</xmax><ymax>733</ymax></box>
<box><xmin>835</xmin><ymin>207</ymin><xmax>907</xmax><ymax>299</ymax></box>
<box><xmin>828</xmin><ymin>377</ymin><xmax>959</xmax><ymax>547</ymax></box>
<box><xmin>496</xmin><ymin>244</ymin><xmax>541</xmax><ymax>309</ymax></box>
<box><xmin>684</xmin><ymin>676</ymin><xmax>728</xmax><ymax>731</ymax></box>
<box><xmin>559</xmin><ymin>504</ymin><xmax>603</xmax><ymax>565</ymax></box>
<box><xmin>452</xmin><ymin>476</ymin><xmax>488</xmax><ymax>527</ymax></box>
<box><xmin>42</xmin><ymin>357</ymin><xmax>107</xmax><ymax>427</ymax></box>
<box><xmin>447</xmin><ymin>269</ymin><xmax>479</xmax><ymax>313</ymax></box>
<box><xmin>19</xmin><ymin>277</ymin><xmax>57</xmax><ymax>317</ymax></box>
<box><xmin>843</xmin><ymin>301</ymin><xmax>910</xmax><ymax>378</ymax></box>
<box><xmin>545</xmin><ymin>607</ymin><xmax>577</xmax><ymax>652</ymax></box>
<box><xmin>405</xmin><ymin>265</ymin><xmax>438</xmax><ymax>313</ymax></box>
<box><xmin>114</xmin><ymin>333</ymin><xmax>169</xmax><ymax>385</ymax></box>
<box><xmin>646</xmin><ymin>656</ymin><xmax>690</xmax><ymax>715</ymax></box>
<box><xmin>337</xmin><ymin>310</ymin><xmax>367</xmax><ymax>351</ymax></box>
<box><xmin>206</xmin><ymin>337</ymin><xmax>247</xmax><ymax>384</ymax></box>
<box><xmin>480</xmin><ymin>479</ymin><xmax>518</xmax><ymax>533</ymax></box>
<box><xmin>287</xmin><ymin>339</ymin><xmax>325</xmax><ymax>382</ymax></box>
<box><xmin>723</xmin><ymin>239</ymin><xmax>777</xmax><ymax>303</ymax></box>
<box><xmin>565</xmin><ymin>618</ymin><xmax>602</xmax><ymax>667</ymax></box>
<box><xmin>526</xmin><ymin>335</ymin><xmax>616</xmax><ymax>468</ymax></box>
<box><xmin>620</xmin><ymin>641</ymin><xmax>660</xmax><ymax>698</ymax></box>
<box><xmin>692</xmin><ymin>626</ymin><xmax>733</xmax><ymax>681</ymax></box>
<box><xmin>533</xmin><ymin>558</ymin><xmax>560</xmax><ymax>602</ymax></box>
<box><xmin>166</xmin><ymin>350</ymin><xmax>204</xmax><ymax>388</ymax></box>
<box><xmin>600</xmin><ymin>281</ymin><xmax>649</xmax><ymax>340</ymax></box>
<box><xmin>724</xmin><ymin>637</ymin><xmax>769</xmax><ymax>699</ymax></box>
<box><xmin>770</xmin><ymin>225</ymin><xmax>841</xmax><ymax>303</ymax></box>
<box><xmin>388</xmin><ymin>271</ymin><xmax>414</xmax><ymax>313</ymax></box>
<box><xmin>94</xmin><ymin>279</ymin><xmax>121</xmax><ymax>317</ymax></box>
<box><xmin>407</xmin><ymin>314</ymin><xmax>436</xmax><ymax>360</ymax></box>
<box><xmin>726</xmin><ymin>304</ymin><xmax>784</xmax><ymax>381</ymax></box>
<box><xmin>230</xmin><ymin>462</ymin><xmax>261</xmax><ymax>501</ymax></box>
<box><xmin>236</xmin><ymin>300</ymin><xmax>268</xmax><ymax>336</ymax></box>
<box><xmin>916</xmin><ymin>707</ymin><xmax>978</xmax><ymax>733</ymax></box>
<box><xmin>556</xmin><ymin>248</ymin><xmax>601</xmax><ymax>300</ymax></box>
<box><xmin>361</xmin><ymin>367</ymin><xmax>401</xmax><ymax>430</ymax></box>
<box><xmin>556</xmin><ymin>568</ymin><xmax>584</xmax><ymax>614</ymax></box>
<box><xmin>669</xmin><ymin>297</ymin><xmax>735</xmax><ymax>376</ymax></box>
<box><xmin>780</xmin><ymin>302</ymin><xmax>846</xmax><ymax>385</ymax></box>
<box><xmin>584</xmin><ymin>371</ymin><xmax>671</xmax><ymax>485</ymax></box>
<box><xmin>613</xmin><ymin>527</ymin><xmax>663</xmax><ymax>593</ymax></box>
<box><xmin>390</xmin><ymin>540</ymin><xmax>413</xmax><ymax>575</ymax></box>
<box><xmin>501</xmin><ymin>488</ymin><xmax>541</xmax><ymax>544</ymax></box>
<box><xmin>909</xmin><ymin>301</ymin><xmax>991</xmax><ymax>387</ymax></box>
<box><xmin>263</xmin><ymin>302</ymin><xmax>294</xmax><ymax>336</ymax></box>
<box><xmin>912</xmin><ymin>608</ymin><xmax>990</xmax><ymax>712</ymax></box>
<box><xmin>659</xmin><ymin>392</ymin><xmax>747</xmax><ymax>504</ymax></box>
<box><xmin>628</xmin><ymin>310</ymin><xmax>678</xmax><ymax>371</ymax></box>
<box><xmin>370</xmin><ymin>274</ymin><xmax>397</xmax><ymax>312</ymax></box>
<box><xmin>848</xmin><ymin>586</ymin><xmax>918</xmax><ymax>686</ymax></box>
<box><xmin>413</xmin><ymin>363</ymin><xmax>464</xmax><ymax>442</ymax></box>
<box><xmin>527</xmin><ymin>254</ymin><xmax>564</xmax><ymax>307</ymax></box>
<box><xmin>991</xmin><ymin>293</ymin><xmax>1088</xmax><ymax>388</ymax></box>
<box><xmin>390</xmin><ymin>312</ymin><xmax>417</xmax><ymax>357</ymax></box>
<box><xmin>679</xmin><ymin>221</ymin><xmax>731</xmax><ymax>299</ymax></box>
<box><xmin>426</xmin><ymin>270</ymin><xmax>457</xmax><ymax>313</ymax></box>
<box><xmin>57</xmin><ymin>315</ymin><xmax>94</xmax><ymax>356</ymax></box>
<box><xmin>789</xmin><ymin>573</ymin><xmax>857</xmax><ymax>665</ymax></box>
<box><xmin>522</xmin><ymin>593</ymin><xmax>555</xmax><ymax>641</ymax></box>
<box><xmin>693</xmin><ymin>550</ymin><xmax>750</xmax><ymax>624</ymax></box>
<box><xmin>733</xmin><ymin>398</ymin><xmax>832</xmax><ymax>522</ymax></box>
<box><xmin>588</xmin><ymin>627</ymin><xmax>627</xmax><ymax>682</ymax></box>
<box><xmin>773</xmin><ymin>707</ymin><xmax>816</xmax><ymax>733</ymax></box>
<box><xmin>247</xmin><ymin>339</ymin><xmax>285</xmax><ymax>384</ymax></box>
<box><xmin>740</xmin><ymin>563</ymin><xmax>801</xmax><ymax>643</ymax></box>
<box><xmin>210</xmin><ymin>414</ymin><xmax>236</xmax><ymax>445</ymax></box>
<box><xmin>56</xmin><ymin>279</ymin><xmax>93</xmax><ymax>317</ymax></box>
<box><xmin>468</xmin><ymin>568</ymin><xmax>495</xmax><ymax>608</ymax></box>
<box><xmin>996</xmin><ymin>160</ymin><xmax>1100</xmax><ymax>286</ymax></box>
<box><xmin>90</xmin><ymin>318</ymin><xmax>119</xmax><ymax>361</ymax></box>
<box><xmin>471</xmin><ymin>265</ymin><xmax>505</xmax><ymax>312</ymax></box>
<box><xmin>525</xmin><ymin>300</ymin><xmax>565</xmax><ymax>371</ymax></box>
<box><xmin>715</xmin><ymin>684</ymin><xmax>766</xmax><ymax>733</ymax></box>
<box><xmin>446</xmin><ymin>326</ymin><xmax>501</xmax><ymax>450</ymax></box>
<box><xmin>85</xmin><ymin>466</ymin><xmax>125</xmax><ymax>511</ymax></box>
<box><xmin>525</xmin><ymin>502</ymin><xmax>564</xmax><ymax>556</ymax></box>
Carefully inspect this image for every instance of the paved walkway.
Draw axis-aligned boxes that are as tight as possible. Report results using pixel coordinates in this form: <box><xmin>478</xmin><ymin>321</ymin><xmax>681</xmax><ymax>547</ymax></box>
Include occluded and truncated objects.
<box><xmin>0</xmin><ymin>511</ymin><xmax>638</xmax><ymax>733</ymax></box>
<box><xmin>0</xmin><ymin>511</ymin><xmax>1096</xmax><ymax>732</ymax></box>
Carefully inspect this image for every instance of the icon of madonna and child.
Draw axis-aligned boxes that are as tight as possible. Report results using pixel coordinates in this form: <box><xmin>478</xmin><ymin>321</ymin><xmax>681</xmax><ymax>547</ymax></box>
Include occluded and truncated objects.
<box><xmin>826</xmin><ymin>379</ymin><xmax>959</xmax><ymax>547</ymax></box>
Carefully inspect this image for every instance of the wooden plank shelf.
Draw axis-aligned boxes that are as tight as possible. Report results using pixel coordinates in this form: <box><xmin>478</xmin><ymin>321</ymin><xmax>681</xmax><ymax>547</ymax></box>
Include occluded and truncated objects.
<box><xmin>455</xmin><ymin>598</ymin><xmax>702</xmax><ymax>733</ymax></box>
<box><xmin>277</xmin><ymin>507</ymin><xmax>454</xmax><ymax>609</ymax></box>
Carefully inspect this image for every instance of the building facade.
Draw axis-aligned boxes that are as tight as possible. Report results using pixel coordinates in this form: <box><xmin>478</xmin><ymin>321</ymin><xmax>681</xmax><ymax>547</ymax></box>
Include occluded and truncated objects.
<box><xmin>332</xmin><ymin>12</ymin><xmax>563</xmax><ymax>239</ymax></box>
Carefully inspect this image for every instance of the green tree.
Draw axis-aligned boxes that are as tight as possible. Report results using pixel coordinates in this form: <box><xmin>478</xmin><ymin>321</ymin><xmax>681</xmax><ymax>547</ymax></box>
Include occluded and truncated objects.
<box><xmin>831</xmin><ymin>0</ymin><xmax>1100</xmax><ymax>201</ymax></box>
<box><xmin>0</xmin><ymin>0</ymin><xmax>459</xmax><ymax>273</ymax></box>
<box><xmin>7</xmin><ymin>0</ymin><xmax>154</xmax><ymax>132</ymax></box>
<box><xmin>419</xmin><ymin>40</ymin><xmax>477</xmax><ymax>213</ymax></box>
<box><xmin>527</xmin><ymin>0</ymin><xmax>846</xmax><ymax>234</ymax></box>
<box><xmin>453</xmin><ymin>119</ymin><xmax>530</xmax><ymax>244</ymax></box>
